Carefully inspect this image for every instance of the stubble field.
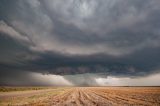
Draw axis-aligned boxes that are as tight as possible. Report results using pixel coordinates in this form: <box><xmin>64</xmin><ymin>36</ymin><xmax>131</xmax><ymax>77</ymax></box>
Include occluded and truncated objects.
<box><xmin>0</xmin><ymin>87</ymin><xmax>160</xmax><ymax>106</ymax></box>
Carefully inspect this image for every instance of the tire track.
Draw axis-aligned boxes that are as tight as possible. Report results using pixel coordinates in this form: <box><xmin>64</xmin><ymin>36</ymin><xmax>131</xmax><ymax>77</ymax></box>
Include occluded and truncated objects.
<box><xmin>50</xmin><ymin>87</ymin><xmax>160</xmax><ymax>106</ymax></box>
<box><xmin>90</xmin><ymin>88</ymin><xmax>159</xmax><ymax>106</ymax></box>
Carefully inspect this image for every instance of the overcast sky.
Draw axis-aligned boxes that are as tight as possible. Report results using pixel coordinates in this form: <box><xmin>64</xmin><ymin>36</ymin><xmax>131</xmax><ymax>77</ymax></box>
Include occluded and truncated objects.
<box><xmin>0</xmin><ymin>0</ymin><xmax>160</xmax><ymax>86</ymax></box>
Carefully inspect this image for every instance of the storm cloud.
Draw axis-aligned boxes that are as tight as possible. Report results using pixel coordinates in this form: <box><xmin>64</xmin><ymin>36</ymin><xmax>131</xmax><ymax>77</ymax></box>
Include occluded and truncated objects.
<box><xmin>0</xmin><ymin>0</ymin><xmax>160</xmax><ymax>86</ymax></box>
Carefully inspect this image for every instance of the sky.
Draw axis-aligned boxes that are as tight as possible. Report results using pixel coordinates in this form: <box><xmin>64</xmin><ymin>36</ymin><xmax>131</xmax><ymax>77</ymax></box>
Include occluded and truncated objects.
<box><xmin>0</xmin><ymin>0</ymin><xmax>160</xmax><ymax>86</ymax></box>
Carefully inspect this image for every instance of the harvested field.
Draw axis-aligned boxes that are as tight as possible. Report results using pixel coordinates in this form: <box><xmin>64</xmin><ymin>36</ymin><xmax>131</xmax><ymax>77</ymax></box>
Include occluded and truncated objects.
<box><xmin>0</xmin><ymin>87</ymin><xmax>160</xmax><ymax>106</ymax></box>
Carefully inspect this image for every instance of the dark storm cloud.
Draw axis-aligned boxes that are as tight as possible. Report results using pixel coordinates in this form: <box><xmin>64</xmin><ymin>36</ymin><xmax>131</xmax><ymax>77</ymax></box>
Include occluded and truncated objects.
<box><xmin>0</xmin><ymin>0</ymin><xmax>160</xmax><ymax>81</ymax></box>
<box><xmin>0</xmin><ymin>70</ymin><xmax>73</xmax><ymax>86</ymax></box>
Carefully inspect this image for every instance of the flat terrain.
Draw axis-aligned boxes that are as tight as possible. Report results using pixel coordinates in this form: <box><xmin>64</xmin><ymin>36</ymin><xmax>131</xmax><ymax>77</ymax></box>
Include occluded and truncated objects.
<box><xmin>0</xmin><ymin>87</ymin><xmax>160</xmax><ymax>106</ymax></box>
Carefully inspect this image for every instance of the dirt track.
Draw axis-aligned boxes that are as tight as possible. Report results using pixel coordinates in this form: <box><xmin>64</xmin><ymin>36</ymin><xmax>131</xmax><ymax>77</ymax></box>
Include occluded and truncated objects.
<box><xmin>50</xmin><ymin>87</ymin><xmax>160</xmax><ymax>106</ymax></box>
<box><xmin>0</xmin><ymin>89</ymin><xmax>55</xmax><ymax>99</ymax></box>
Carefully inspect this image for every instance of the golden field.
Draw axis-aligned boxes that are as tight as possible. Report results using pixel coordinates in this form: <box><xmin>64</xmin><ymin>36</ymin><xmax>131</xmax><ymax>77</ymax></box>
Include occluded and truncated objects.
<box><xmin>0</xmin><ymin>87</ymin><xmax>160</xmax><ymax>106</ymax></box>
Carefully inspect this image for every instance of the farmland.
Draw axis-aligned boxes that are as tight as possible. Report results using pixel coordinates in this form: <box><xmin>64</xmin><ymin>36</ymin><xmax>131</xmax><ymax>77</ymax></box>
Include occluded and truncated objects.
<box><xmin>0</xmin><ymin>87</ymin><xmax>160</xmax><ymax>106</ymax></box>
<box><xmin>0</xmin><ymin>86</ymin><xmax>52</xmax><ymax>92</ymax></box>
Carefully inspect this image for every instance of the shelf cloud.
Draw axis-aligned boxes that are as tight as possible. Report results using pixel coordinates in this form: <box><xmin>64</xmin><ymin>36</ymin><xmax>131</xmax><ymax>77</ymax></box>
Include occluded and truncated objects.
<box><xmin>0</xmin><ymin>0</ymin><xmax>160</xmax><ymax>86</ymax></box>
